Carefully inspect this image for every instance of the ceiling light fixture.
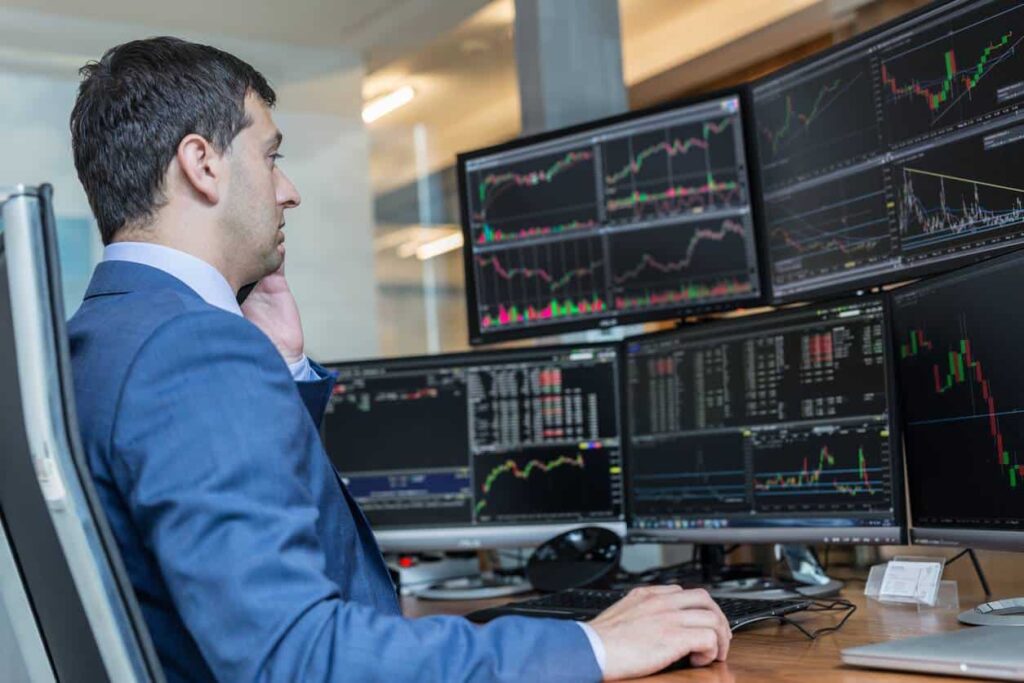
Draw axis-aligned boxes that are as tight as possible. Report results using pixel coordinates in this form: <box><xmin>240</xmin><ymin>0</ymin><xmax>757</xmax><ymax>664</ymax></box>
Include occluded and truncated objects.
<box><xmin>416</xmin><ymin>231</ymin><xmax>464</xmax><ymax>260</ymax></box>
<box><xmin>362</xmin><ymin>85</ymin><xmax>415</xmax><ymax>124</ymax></box>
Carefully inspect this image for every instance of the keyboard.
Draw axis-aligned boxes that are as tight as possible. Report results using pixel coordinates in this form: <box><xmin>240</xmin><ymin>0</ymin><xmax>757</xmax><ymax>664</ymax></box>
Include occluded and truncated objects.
<box><xmin>465</xmin><ymin>588</ymin><xmax>812</xmax><ymax>629</ymax></box>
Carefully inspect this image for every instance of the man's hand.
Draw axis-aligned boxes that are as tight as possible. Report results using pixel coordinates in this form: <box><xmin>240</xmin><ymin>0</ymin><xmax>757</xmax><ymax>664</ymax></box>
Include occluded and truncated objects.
<box><xmin>240</xmin><ymin>261</ymin><xmax>304</xmax><ymax>365</ymax></box>
<box><xmin>588</xmin><ymin>586</ymin><xmax>731</xmax><ymax>680</ymax></box>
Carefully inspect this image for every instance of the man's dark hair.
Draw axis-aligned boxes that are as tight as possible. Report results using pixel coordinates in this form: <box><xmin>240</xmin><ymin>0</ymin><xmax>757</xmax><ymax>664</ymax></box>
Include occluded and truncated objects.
<box><xmin>70</xmin><ymin>37</ymin><xmax>276</xmax><ymax>245</ymax></box>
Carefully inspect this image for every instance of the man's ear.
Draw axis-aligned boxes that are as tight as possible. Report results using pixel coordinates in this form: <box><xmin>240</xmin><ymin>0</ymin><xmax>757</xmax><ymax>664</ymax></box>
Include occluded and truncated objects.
<box><xmin>176</xmin><ymin>133</ymin><xmax>223</xmax><ymax>204</ymax></box>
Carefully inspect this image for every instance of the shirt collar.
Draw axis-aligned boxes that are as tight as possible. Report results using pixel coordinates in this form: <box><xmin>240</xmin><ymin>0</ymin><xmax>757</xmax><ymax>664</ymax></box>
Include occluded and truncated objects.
<box><xmin>102</xmin><ymin>242</ymin><xmax>242</xmax><ymax>316</ymax></box>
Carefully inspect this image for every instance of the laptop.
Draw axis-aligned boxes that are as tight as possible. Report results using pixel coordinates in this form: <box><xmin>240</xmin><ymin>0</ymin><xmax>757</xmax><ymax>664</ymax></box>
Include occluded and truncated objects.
<box><xmin>841</xmin><ymin>627</ymin><xmax>1024</xmax><ymax>680</ymax></box>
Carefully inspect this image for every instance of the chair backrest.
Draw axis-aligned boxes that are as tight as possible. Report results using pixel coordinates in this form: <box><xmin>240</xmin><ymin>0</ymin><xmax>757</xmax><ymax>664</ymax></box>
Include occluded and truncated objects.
<box><xmin>0</xmin><ymin>184</ymin><xmax>164</xmax><ymax>682</ymax></box>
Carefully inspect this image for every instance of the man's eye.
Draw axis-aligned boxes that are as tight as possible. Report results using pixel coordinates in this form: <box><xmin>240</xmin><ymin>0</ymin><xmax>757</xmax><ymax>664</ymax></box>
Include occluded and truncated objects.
<box><xmin>270</xmin><ymin>153</ymin><xmax>284</xmax><ymax>164</ymax></box>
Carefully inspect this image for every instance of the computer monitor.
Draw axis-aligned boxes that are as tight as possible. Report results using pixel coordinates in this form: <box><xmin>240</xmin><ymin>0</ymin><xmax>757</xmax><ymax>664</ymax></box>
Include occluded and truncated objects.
<box><xmin>457</xmin><ymin>91</ymin><xmax>763</xmax><ymax>344</ymax></box>
<box><xmin>751</xmin><ymin>0</ymin><xmax>1024</xmax><ymax>303</ymax></box>
<box><xmin>624</xmin><ymin>296</ymin><xmax>904</xmax><ymax>544</ymax></box>
<box><xmin>891</xmin><ymin>248</ymin><xmax>1024</xmax><ymax>551</ymax></box>
<box><xmin>321</xmin><ymin>345</ymin><xmax>627</xmax><ymax>551</ymax></box>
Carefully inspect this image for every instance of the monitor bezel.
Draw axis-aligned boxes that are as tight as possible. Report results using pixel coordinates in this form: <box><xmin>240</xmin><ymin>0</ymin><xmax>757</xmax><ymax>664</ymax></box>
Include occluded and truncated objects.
<box><xmin>911</xmin><ymin>528</ymin><xmax>1024</xmax><ymax>552</ymax></box>
<box><xmin>889</xmin><ymin>247</ymin><xmax>1024</xmax><ymax>553</ymax></box>
<box><xmin>321</xmin><ymin>342</ymin><xmax>630</xmax><ymax>549</ymax></box>
<box><xmin>373</xmin><ymin>521</ymin><xmax>628</xmax><ymax>553</ymax></box>
<box><xmin>456</xmin><ymin>85</ymin><xmax>768</xmax><ymax>346</ymax></box>
<box><xmin>748</xmin><ymin>0</ymin><xmax>1024</xmax><ymax>306</ymax></box>
<box><xmin>620</xmin><ymin>292</ymin><xmax>907</xmax><ymax>545</ymax></box>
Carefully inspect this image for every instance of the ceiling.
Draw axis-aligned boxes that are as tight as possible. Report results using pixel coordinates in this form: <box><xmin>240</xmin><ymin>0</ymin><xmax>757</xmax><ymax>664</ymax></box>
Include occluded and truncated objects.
<box><xmin>0</xmin><ymin>0</ymin><xmax>885</xmax><ymax>208</ymax></box>
<box><xmin>0</xmin><ymin>0</ymin><xmax>490</xmax><ymax>70</ymax></box>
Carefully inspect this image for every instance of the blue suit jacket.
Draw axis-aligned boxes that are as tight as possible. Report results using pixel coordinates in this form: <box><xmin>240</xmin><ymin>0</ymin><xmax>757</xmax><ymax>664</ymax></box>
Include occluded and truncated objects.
<box><xmin>68</xmin><ymin>261</ymin><xmax>601</xmax><ymax>683</ymax></box>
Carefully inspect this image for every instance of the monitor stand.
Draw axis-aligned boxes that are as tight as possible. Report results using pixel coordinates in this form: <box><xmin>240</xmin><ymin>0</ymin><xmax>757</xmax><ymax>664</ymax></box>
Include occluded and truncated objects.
<box><xmin>773</xmin><ymin>544</ymin><xmax>845</xmax><ymax>598</ymax></box>
<box><xmin>671</xmin><ymin>544</ymin><xmax>844</xmax><ymax>598</ymax></box>
<box><xmin>415</xmin><ymin>573</ymin><xmax>533</xmax><ymax>601</ymax></box>
<box><xmin>696</xmin><ymin>544</ymin><xmax>763</xmax><ymax>585</ymax></box>
<box><xmin>627</xmin><ymin>544</ymin><xmax>766</xmax><ymax>591</ymax></box>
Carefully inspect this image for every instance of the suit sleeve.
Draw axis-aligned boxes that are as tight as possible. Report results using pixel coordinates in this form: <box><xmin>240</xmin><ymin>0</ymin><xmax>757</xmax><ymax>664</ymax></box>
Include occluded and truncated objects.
<box><xmin>294</xmin><ymin>359</ymin><xmax>334</xmax><ymax>429</ymax></box>
<box><xmin>108</xmin><ymin>311</ymin><xmax>602</xmax><ymax>683</ymax></box>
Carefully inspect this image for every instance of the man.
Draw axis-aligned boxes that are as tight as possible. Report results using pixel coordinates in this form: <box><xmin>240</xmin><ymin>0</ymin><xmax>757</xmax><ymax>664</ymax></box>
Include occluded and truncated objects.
<box><xmin>68</xmin><ymin>37</ymin><xmax>731</xmax><ymax>682</ymax></box>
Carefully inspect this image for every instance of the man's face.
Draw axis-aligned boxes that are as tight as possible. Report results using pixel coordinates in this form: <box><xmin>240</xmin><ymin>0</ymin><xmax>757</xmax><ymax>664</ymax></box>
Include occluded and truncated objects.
<box><xmin>221</xmin><ymin>93</ymin><xmax>301</xmax><ymax>283</ymax></box>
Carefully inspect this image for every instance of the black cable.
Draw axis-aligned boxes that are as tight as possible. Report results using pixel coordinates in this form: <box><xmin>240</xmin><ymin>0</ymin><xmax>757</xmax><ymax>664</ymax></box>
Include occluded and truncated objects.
<box><xmin>966</xmin><ymin>550</ymin><xmax>992</xmax><ymax>597</ymax></box>
<box><xmin>944</xmin><ymin>547</ymin><xmax>992</xmax><ymax>597</ymax></box>
<box><xmin>730</xmin><ymin>598</ymin><xmax>857</xmax><ymax>639</ymax></box>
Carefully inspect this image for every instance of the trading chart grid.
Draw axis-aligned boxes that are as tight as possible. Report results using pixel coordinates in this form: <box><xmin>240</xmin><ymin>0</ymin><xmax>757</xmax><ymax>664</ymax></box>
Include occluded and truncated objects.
<box><xmin>462</xmin><ymin>94</ymin><xmax>762</xmax><ymax>341</ymax></box>
<box><xmin>753</xmin><ymin>0</ymin><xmax>1024</xmax><ymax>301</ymax></box>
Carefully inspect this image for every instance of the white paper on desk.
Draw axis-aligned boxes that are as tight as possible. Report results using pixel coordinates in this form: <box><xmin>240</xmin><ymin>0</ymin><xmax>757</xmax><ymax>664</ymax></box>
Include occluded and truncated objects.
<box><xmin>878</xmin><ymin>560</ymin><xmax>943</xmax><ymax>605</ymax></box>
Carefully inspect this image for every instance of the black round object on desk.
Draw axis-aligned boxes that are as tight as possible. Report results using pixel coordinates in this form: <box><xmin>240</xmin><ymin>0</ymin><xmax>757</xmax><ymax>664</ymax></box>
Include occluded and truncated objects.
<box><xmin>526</xmin><ymin>527</ymin><xmax>622</xmax><ymax>592</ymax></box>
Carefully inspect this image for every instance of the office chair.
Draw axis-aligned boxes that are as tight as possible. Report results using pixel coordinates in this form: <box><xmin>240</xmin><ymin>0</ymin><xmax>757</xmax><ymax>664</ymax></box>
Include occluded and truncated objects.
<box><xmin>0</xmin><ymin>184</ymin><xmax>164</xmax><ymax>682</ymax></box>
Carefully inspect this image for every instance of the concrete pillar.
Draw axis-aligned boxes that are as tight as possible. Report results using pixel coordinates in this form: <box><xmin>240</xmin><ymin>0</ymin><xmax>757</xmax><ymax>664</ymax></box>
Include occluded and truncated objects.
<box><xmin>513</xmin><ymin>0</ymin><xmax>676</xmax><ymax>569</ymax></box>
<box><xmin>514</xmin><ymin>0</ymin><xmax>628</xmax><ymax>135</ymax></box>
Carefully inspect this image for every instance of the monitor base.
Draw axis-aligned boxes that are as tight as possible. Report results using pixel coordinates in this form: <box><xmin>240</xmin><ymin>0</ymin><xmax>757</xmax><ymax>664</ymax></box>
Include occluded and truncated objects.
<box><xmin>415</xmin><ymin>574</ymin><xmax>533</xmax><ymax>601</ymax></box>
<box><xmin>708</xmin><ymin>576</ymin><xmax>844</xmax><ymax>599</ymax></box>
<box><xmin>773</xmin><ymin>544</ymin><xmax>845</xmax><ymax>597</ymax></box>
<box><xmin>616</xmin><ymin>544</ymin><xmax>794</xmax><ymax>586</ymax></box>
<box><xmin>695</xmin><ymin>544</ymin><xmax>845</xmax><ymax>595</ymax></box>
<box><xmin>615</xmin><ymin>544</ymin><xmax>846</xmax><ymax>598</ymax></box>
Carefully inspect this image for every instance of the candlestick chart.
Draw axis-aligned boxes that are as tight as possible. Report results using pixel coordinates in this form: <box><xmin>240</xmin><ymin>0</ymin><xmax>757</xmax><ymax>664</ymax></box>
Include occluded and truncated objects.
<box><xmin>475</xmin><ymin>236</ymin><xmax>606</xmax><ymax>330</ymax></box>
<box><xmin>468</xmin><ymin>147</ymin><xmax>601</xmax><ymax>246</ymax></box>
<box><xmin>751</xmin><ymin>425</ymin><xmax>893</xmax><ymax>512</ymax></box>
<box><xmin>878</xmin><ymin>2</ymin><xmax>1024</xmax><ymax>145</ymax></box>
<box><xmin>754</xmin><ymin>58</ymin><xmax>880</xmax><ymax>189</ymax></box>
<box><xmin>900</xmin><ymin>322</ymin><xmax>1024</xmax><ymax>489</ymax></box>
<box><xmin>893</xmin><ymin>258</ymin><xmax>1024</xmax><ymax>526</ymax></box>
<box><xmin>601</xmin><ymin>115</ymin><xmax>745</xmax><ymax>223</ymax></box>
<box><xmin>472</xmin><ymin>446</ymin><xmax>615</xmax><ymax>521</ymax></box>
<box><xmin>608</xmin><ymin>218</ymin><xmax>756</xmax><ymax>312</ymax></box>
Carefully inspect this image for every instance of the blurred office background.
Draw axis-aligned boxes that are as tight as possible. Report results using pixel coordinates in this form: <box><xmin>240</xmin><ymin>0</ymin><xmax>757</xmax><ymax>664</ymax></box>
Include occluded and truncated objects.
<box><xmin>0</xmin><ymin>0</ymin><xmax>927</xmax><ymax>362</ymax></box>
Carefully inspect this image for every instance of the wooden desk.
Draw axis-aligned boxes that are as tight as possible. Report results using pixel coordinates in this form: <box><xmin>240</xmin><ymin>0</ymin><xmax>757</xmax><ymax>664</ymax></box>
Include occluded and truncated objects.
<box><xmin>403</xmin><ymin>584</ymin><xmax>1013</xmax><ymax>681</ymax></box>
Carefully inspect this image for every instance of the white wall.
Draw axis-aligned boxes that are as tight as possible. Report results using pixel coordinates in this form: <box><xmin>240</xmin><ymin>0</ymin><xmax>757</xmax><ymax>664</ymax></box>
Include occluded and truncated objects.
<box><xmin>0</xmin><ymin>71</ymin><xmax>103</xmax><ymax>315</ymax></box>
<box><xmin>275</xmin><ymin>66</ymin><xmax>380</xmax><ymax>361</ymax></box>
<box><xmin>0</xmin><ymin>72</ymin><xmax>89</xmax><ymax>215</ymax></box>
<box><xmin>0</xmin><ymin>9</ymin><xmax>380</xmax><ymax>359</ymax></box>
